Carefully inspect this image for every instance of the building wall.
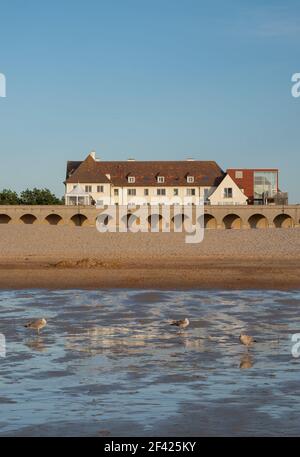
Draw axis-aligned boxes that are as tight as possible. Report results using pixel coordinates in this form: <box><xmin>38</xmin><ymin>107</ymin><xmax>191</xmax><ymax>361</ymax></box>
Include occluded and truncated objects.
<box><xmin>65</xmin><ymin>182</ymin><xmax>112</xmax><ymax>204</ymax></box>
<box><xmin>66</xmin><ymin>183</ymin><xmax>217</xmax><ymax>205</ymax></box>
<box><xmin>117</xmin><ymin>186</ymin><xmax>216</xmax><ymax>205</ymax></box>
<box><xmin>209</xmin><ymin>174</ymin><xmax>248</xmax><ymax>206</ymax></box>
<box><xmin>227</xmin><ymin>169</ymin><xmax>279</xmax><ymax>202</ymax></box>
<box><xmin>65</xmin><ymin>170</ymin><xmax>280</xmax><ymax>206</ymax></box>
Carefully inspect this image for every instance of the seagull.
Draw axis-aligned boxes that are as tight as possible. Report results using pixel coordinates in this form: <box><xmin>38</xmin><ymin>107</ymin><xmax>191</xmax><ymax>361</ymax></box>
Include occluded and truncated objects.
<box><xmin>170</xmin><ymin>318</ymin><xmax>190</xmax><ymax>330</ymax></box>
<box><xmin>239</xmin><ymin>333</ymin><xmax>256</xmax><ymax>348</ymax></box>
<box><xmin>24</xmin><ymin>318</ymin><xmax>47</xmax><ymax>334</ymax></box>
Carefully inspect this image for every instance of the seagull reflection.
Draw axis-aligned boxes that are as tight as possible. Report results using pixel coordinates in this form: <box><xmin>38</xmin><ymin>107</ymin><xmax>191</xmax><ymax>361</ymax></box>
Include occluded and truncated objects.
<box><xmin>25</xmin><ymin>337</ymin><xmax>47</xmax><ymax>353</ymax></box>
<box><xmin>239</xmin><ymin>353</ymin><xmax>253</xmax><ymax>369</ymax></box>
<box><xmin>182</xmin><ymin>338</ymin><xmax>204</xmax><ymax>351</ymax></box>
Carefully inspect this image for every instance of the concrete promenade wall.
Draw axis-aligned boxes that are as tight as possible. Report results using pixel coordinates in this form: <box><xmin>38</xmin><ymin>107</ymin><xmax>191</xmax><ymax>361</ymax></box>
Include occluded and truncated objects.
<box><xmin>0</xmin><ymin>204</ymin><xmax>299</xmax><ymax>229</ymax></box>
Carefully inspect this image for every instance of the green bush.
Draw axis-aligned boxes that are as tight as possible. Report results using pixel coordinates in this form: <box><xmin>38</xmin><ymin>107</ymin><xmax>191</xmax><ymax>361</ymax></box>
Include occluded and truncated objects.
<box><xmin>0</xmin><ymin>188</ymin><xmax>62</xmax><ymax>205</ymax></box>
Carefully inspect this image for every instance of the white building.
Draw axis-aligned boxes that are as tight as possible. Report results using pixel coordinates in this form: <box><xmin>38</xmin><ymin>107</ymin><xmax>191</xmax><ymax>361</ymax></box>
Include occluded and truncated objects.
<box><xmin>65</xmin><ymin>152</ymin><xmax>247</xmax><ymax>206</ymax></box>
<box><xmin>208</xmin><ymin>174</ymin><xmax>247</xmax><ymax>205</ymax></box>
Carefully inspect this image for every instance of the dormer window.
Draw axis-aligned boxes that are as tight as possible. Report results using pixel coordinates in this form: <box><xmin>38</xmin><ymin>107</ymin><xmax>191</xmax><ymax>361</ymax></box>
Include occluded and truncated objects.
<box><xmin>187</xmin><ymin>176</ymin><xmax>194</xmax><ymax>183</ymax></box>
<box><xmin>157</xmin><ymin>176</ymin><xmax>165</xmax><ymax>183</ymax></box>
<box><xmin>128</xmin><ymin>176</ymin><xmax>135</xmax><ymax>183</ymax></box>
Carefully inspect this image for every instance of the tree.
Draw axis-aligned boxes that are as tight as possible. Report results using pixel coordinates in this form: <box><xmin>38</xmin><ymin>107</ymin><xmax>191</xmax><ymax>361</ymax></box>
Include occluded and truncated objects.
<box><xmin>19</xmin><ymin>188</ymin><xmax>62</xmax><ymax>205</ymax></box>
<box><xmin>0</xmin><ymin>189</ymin><xmax>20</xmax><ymax>205</ymax></box>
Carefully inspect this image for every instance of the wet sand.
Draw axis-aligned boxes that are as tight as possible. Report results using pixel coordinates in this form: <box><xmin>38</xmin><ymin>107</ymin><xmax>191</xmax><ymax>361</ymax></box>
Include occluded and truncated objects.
<box><xmin>1</xmin><ymin>288</ymin><xmax>300</xmax><ymax>436</ymax></box>
<box><xmin>0</xmin><ymin>225</ymin><xmax>300</xmax><ymax>290</ymax></box>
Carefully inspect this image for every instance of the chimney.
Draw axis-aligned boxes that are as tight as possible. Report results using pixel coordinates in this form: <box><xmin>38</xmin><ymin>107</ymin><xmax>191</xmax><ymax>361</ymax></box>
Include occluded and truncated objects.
<box><xmin>90</xmin><ymin>151</ymin><xmax>96</xmax><ymax>160</ymax></box>
<box><xmin>186</xmin><ymin>157</ymin><xmax>195</xmax><ymax>161</ymax></box>
<box><xmin>127</xmin><ymin>158</ymin><xmax>135</xmax><ymax>161</ymax></box>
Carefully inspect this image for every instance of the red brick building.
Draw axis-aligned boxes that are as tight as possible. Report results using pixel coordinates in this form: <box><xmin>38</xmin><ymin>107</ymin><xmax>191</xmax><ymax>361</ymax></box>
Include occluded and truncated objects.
<box><xmin>226</xmin><ymin>169</ymin><xmax>282</xmax><ymax>204</ymax></box>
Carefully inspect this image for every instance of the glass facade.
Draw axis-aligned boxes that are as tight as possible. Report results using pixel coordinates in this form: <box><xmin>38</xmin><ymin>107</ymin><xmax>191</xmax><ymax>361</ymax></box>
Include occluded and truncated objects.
<box><xmin>254</xmin><ymin>171</ymin><xmax>277</xmax><ymax>200</ymax></box>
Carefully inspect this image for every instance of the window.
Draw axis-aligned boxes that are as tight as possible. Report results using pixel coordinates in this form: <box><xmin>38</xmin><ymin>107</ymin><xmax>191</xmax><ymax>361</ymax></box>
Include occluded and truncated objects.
<box><xmin>157</xmin><ymin>188</ymin><xmax>166</xmax><ymax>196</ymax></box>
<box><xmin>144</xmin><ymin>189</ymin><xmax>149</xmax><ymax>196</ymax></box>
<box><xmin>204</xmin><ymin>188</ymin><xmax>210</xmax><ymax>200</ymax></box>
<box><xmin>127</xmin><ymin>189</ymin><xmax>136</xmax><ymax>196</ymax></box>
<box><xmin>235</xmin><ymin>171</ymin><xmax>243</xmax><ymax>179</ymax></box>
<box><xmin>85</xmin><ymin>185</ymin><xmax>92</xmax><ymax>192</ymax></box>
<box><xmin>254</xmin><ymin>171</ymin><xmax>277</xmax><ymax>199</ymax></box>
<box><xmin>173</xmin><ymin>188</ymin><xmax>179</xmax><ymax>196</ymax></box>
<box><xmin>224</xmin><ymin>188</ymin><xmax>233</xmax><ymax>198</ymax></box>
<box><xmin>128</xmin><ymin>176</ymin><xmax>135</xmax><ymax>183</ymax></box>
<box><xmin>114</xmin><ymin>189</ymin><xmax>119</xmax><ymax>196</ymax></box>
<box><xmin>186</xmin><ymin>188</ymin><xmax>196</xmax><ymax>196</ymax></box>
<box><xmin>157</xmin><ymin>176</ymin><xmax>165</xmax><ymax>183</ymax></box>
<box><xmin>97</xmin><ymin>185</ymin><xmax>104</xmax><ymax>193</ymax></box>
<box><xmin>73</xmin><ymin>185</ymin><xmax>77</xmax><ymax>189</ymax></box>
<box><xmin>187</xmin><ymin>176</ymin><xmax>194</xmax><ymax>183</ymax></box>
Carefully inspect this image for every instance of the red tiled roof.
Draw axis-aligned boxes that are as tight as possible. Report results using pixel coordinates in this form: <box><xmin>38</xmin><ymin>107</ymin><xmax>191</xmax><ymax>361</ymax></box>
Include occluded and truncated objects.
<box><xmin>66</xmin><ymin>155</ymin><xmax>111</xmax><ymax>183</ymax></box>
<box><xmin>66</xmin><ymin>154</ymin><xmax>225</xmax><ymax>187</ymax></box>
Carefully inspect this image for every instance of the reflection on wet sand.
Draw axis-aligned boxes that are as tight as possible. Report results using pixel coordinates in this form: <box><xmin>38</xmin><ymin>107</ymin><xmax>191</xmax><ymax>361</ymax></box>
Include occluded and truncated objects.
<box><xmin>1</xmin><ymin>288</ymin><xmax>300</xmax><ymax>436</ymax></box>
<box><xmin>182</xmin><ymin>337</ymin><xmax>204</xmax><ymax>350</ymax></box>
<box><xmin>65</xmin><ymin>325</ymin><xmax>178</xmax><ymax>355</ymax></box>
<box><xmin>25</xmin><ymin>338</ymin><xmax>47</xmax><ymax>353</ymax></box>
<box><xmin>240</xmin><ymin>353</ymin><xmax>254</xmax><ymax>370</ymax></box>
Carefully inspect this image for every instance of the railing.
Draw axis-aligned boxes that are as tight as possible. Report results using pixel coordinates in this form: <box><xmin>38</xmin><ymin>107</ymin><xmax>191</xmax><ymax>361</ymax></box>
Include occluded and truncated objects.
<box><xmin>214</xmin><ymin>202</ymin><xmax>248</xmax><ymax>206</ymax></box>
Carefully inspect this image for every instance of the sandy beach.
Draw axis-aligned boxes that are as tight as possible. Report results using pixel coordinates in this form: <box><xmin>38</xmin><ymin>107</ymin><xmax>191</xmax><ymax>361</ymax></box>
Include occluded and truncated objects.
<box><xmin>0</xmin><ymin>225</ymin><xmax>300</xmax><ymax>289</ymax></box>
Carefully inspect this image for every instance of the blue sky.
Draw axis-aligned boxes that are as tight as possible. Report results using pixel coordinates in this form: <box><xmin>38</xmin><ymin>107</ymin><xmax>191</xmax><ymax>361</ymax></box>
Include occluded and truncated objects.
<box><xmin>0</xmin><ymin>0</ymin><xmax>300</xmax><ymax>201</ymax></box>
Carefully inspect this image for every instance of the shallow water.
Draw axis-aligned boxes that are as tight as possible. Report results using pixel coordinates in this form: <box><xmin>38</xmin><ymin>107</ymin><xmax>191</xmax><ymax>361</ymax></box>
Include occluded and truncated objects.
<box><xmin>0</xmin><ymin>289</ymin><xmax>300</xmax><ymax>436</ymax></box>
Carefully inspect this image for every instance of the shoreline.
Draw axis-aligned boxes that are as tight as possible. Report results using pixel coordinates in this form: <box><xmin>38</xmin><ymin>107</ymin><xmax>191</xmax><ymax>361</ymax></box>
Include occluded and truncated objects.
<box><xmin>0</xmin><ymin>258</ymin><xmax>300</xmax><ymax>290</ymax></box>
